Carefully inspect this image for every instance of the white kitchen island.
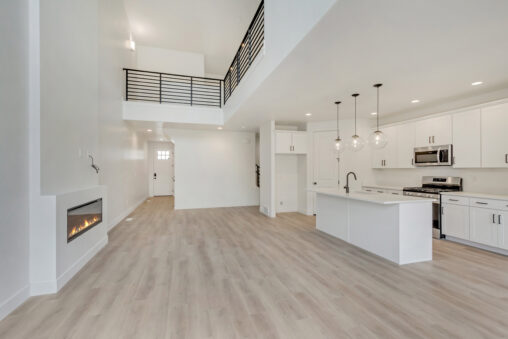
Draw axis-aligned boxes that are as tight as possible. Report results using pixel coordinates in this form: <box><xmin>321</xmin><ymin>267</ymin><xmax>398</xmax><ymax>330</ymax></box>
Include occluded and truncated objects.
<box><xmin>313</xmin><ymin>188</ymin><xmax>434</xmax><ymax>265</ymax></box>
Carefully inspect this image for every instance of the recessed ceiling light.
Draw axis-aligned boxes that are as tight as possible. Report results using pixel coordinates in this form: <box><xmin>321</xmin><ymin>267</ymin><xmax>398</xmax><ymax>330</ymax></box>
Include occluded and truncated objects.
<box><xmin>411</xmin><ymin>99</ymin><xmax>420</xmax><ymax>104</ymax></box>
<box><xmin>305</xmin><ymin>113</ymin><xmax>312</xmax><ymax>116</ymax></box>
<box><xmin>371</xmin><ymin>112</ymin><xmax>377</xmax><ymax>116</ymax></box>
<box><xmin>160</xmin><ymin>138</ymin><xmax>163</xmax><ymax>141</ymax></box>
<box><xmin>241</xmin><ymin>126</ymin><xmax>246</xmax><ymax>129</ymax></box>
<box><xmin>147</xmin><ymin>129</ymin><xmax>152</xmax><ymax>132</ymax></box>
<box><xmin>217</xmin><ymin>126</ymin><xmax>223</xmax><ymax>130</ymax></box>
<box><xmin>471</xmin><ymin>81</ymin><xmax>483</xmax><ymax>86</ymax></box>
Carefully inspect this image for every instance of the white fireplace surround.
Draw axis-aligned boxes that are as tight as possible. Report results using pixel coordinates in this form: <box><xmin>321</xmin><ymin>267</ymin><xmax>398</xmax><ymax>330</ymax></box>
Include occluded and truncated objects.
<box><xmin>30</xmin><ymin>186</ymin><xmax>108</xmax><ymax>295</ymax></box>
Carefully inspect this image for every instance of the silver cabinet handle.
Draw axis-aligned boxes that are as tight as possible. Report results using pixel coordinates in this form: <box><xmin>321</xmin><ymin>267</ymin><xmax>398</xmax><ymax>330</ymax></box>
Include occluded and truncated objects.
<box><xmin>411</xmin><ymin>158</ymin><xmax>414</xmax><ymax>166</ymax></box>
<box><xmin>499</xmin><ymin>214</ymin><xmax>502</xmax><ymax>224</ymax></box>
<box><xmin>505</xmin><ymin>154</ymin><xmax>508</xmax><ymax>164</ymax></box>
<box><xmin>448</xmin><ymin>199</ymin><xmax>459</xmax><ymax>202</ymax></box>
<box><xmin>432</xmin><ymin>136</ymin><xmax>435</xmax><ymax>143</ymax></box>
<box><xmin>428</xmin><ymin>136</ymin><xmax>431</xmax><ymax>144</ymax></box>
<box><xmin>476</xmin><ymin>202</ymin><xmax>488</xmax><ymax>205</ymax></box>
<box><xmin>492</xmin><ymin>214</ymin><xmax>496</xmax><ymax>223</ymax></box>
<box><xmin>377</xmin><ymin>190</ymin><xmax>383</xmax><ymax>193</ymax></box>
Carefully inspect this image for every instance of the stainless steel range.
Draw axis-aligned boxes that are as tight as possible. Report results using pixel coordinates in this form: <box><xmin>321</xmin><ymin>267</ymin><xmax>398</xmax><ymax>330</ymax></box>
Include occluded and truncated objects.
<box><xmin>403</xmin><ymin>176</ymin><xmax>463</xmax><ymax>239</ymax></box>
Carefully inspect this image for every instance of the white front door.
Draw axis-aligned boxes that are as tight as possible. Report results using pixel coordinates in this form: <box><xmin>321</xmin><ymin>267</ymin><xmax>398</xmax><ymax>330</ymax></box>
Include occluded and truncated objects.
<box><xmin>312</xmin><ymin>130</ymin><xmax>339</xmax><ymax>213</ymax></box>
<box><xmin>153</xmin><ymin>148</ymin><xmax>172</xmax><ymax>196</ymax></box>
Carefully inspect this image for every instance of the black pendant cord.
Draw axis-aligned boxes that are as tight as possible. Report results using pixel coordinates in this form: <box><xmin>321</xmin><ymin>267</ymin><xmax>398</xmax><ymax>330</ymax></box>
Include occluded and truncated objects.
<box><xmin>334</xmin><ymin>101</ymin><xmax>341</xmax><ymax>139</ymax></box>
<box><xmin>352</xmin><ymin>93</ymin><xmax>359</xmax><ymax>135</ymax></box>
<box><xmin>374</xmin><ymin>83</ymin><xmax>383</xmax><ymax>131</ymax></box>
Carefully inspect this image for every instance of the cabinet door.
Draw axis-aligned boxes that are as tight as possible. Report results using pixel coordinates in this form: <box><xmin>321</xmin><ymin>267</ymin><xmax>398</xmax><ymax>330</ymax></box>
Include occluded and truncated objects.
<box><xmin>291</xmin><ymin>132</ymin><xmax>308</xmax><ymax>154</ymax></box>
<box><xmin>498</xmin><ymin>211</ymin><xmax>508</xmax><ymax>250</ymax></box>
<box><xmin>452</xmin><ymin>109</ymin><xmax>481</xmax><ymax>168</ymax></box>
<box><xmin>431</xmin><ymin>115</ymin><xmax>452</xmax><ymax>145</ymax></box>
<box><xmin>396</xmin><ymin>122</ymin><xmax>415</xmax><ymax>168</ymax></box>
<box><xmin>383</xmin><ymin>126</ymin><xmax>398</xmax><ymax>168</ymax></box>
<box><xmin>275</xmin><ymin>131</ymin><xmax>292</xmax><ymax>154</ymax></box>
<box><xmin>371</xmin><ymin>149</ymin><xmax>384</xmax><ymax>169</ymax></box>
<box><xmin>414</xmin><ymin>119</ymin><xmax>433</xmax><ymax>147</ymax></box>
<box><xmin>481</xmin><ymin>104</ymin><xmax>508</xmax><ymax>168</ymax></box>
<box><xmin>470</xmin><ymin>207</ymin><xmax>499</xmax><ymax>247</ymax></box>
<box><xmin>442</xmin><ymin>203</ymin><xmax>470</xmax><ymax>239</ymax></box>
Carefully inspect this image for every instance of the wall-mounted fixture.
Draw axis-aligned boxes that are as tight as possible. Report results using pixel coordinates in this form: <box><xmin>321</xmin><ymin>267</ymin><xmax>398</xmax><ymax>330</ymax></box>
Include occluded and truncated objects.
<box><xmin>348</xmin><ymin>93</ymin><xmax>365</xmax><ymax>152</ymax></box>
<box><xmin>368</xmin><ymin>83</ymin><xmax>388</xmax><ymax>149</ymax></box>
<box><xmin>89</xmin><ymin>155</ymin><xmax>100</xmax><ymax>174</ymax></box>
<box><xmin>128</xmin><ymin>33</ymin><xmax>136</xmax><ymax>51</ymax></box>
<box><xmin>334</xmin><ymin>101</ymin><xmax>345</xmax><ymax>154</ymax></box>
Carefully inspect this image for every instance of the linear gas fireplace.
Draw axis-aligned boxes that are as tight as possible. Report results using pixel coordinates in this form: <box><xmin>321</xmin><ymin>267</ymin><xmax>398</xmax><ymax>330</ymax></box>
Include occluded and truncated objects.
<box><xmin>67</xmin><ymin>198</ymin><xmax>103</xmax><ymax>242</ymax></box>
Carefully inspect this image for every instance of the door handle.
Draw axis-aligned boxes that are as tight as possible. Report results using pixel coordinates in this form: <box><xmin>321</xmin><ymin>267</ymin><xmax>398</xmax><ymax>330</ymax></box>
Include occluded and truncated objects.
<box><xmin>153</xmin><ymin>172</ymin><xmax>157</xmax><ymax>179</ymax></box>
<box><xmin>313</xmin><ymin>182</ymin><xmax>317</xmax><ymax>185</ymax></box>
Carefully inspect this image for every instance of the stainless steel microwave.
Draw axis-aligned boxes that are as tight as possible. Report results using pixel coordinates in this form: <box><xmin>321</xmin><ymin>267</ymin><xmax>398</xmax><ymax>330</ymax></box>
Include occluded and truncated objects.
<box><xmin>414</xmin><ymin>145</ymin><xmax>453</xmax><ymax>166</ymax></box>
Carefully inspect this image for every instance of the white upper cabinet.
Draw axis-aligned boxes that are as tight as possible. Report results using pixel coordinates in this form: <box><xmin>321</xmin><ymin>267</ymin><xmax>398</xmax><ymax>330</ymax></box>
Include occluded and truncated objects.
<box><xmin>415</xmin><ymin>115</ymin><xmax>452</xmax><ymax>147</ymax></box>
<box><xmin>275</xmin><ymin>131</ymin><xmax>307</xmax><ymax>154</ymax></box>
<box><xmin>396</xmin><ymin>122</ymin><xmax>415</xmax><ymax>168</ymax></box>
<box><xmin>481</xmin><ymin>103</ymin><xmax>508</xmax><ymax>168</ymax></box>
<box><xmin>291</xmin><ymin>132</ymin><xmax>308</xmax><ymax>154</ymax></box>
<box><xmin>452</xmin><ymin>109</ymin><xmax>481</xmax><ymax>168</ymax></box>
<box><xmin>371</xmin><ymin>126</ymin><xmax>397</xmax><ymax>168</ymax></box>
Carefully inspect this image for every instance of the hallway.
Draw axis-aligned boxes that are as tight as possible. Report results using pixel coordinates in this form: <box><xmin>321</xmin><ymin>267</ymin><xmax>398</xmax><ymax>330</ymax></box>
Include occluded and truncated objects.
<box><xmin>1</xmin><ymin>197</ymin><xmax>507</xmax><ymax>338</ymax></box>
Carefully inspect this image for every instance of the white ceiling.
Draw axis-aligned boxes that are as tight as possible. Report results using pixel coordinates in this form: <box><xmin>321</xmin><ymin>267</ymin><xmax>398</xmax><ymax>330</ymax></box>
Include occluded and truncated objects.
<box><xmin>225</xmin><ymin>0</ymin><xmax>508</xmax><ymax>129</ymax></box>
<box><xmin>123</xmin><ymin>0</ymin><xmax>261</xmax><ymax>76</ymax></box>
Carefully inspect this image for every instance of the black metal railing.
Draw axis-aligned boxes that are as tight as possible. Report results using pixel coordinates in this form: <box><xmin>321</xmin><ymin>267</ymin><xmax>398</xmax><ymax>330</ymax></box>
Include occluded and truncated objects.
<box><xmin>124</xmin><ymin>68</ymin><xmax>222</xmax><ymax>108</ymax></box>
<box><xmin>223</xmin><ymin>0</ymin><xmax>264</xmax><ymax>104</ymax></box>
<box><xmin>123</xmin><ymin>1</ymin><xmax>264</xmax><ymax>108</ymax></box>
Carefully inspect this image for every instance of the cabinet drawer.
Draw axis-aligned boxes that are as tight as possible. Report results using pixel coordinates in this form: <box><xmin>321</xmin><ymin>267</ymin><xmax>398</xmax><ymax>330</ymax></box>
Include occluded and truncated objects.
<box><xmin>469</xmin><ymin>198</ymin><xmax>507</xmax><ymax>210</ymax></box>
<box><xmin>441</xmin><ymin>195</ymin><xmax>469</xmax><ymax>206</ymax></box>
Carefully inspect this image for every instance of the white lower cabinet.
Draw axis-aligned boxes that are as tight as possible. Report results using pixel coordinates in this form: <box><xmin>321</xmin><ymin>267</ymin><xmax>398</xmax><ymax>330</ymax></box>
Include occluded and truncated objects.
<box><xmin>442</xmin><ymin>203</ymin><xmax>469</xmax><ymax>239</ymax></box>
<box><xmin>469</xmin><ymin>207</ymin><xmax>499</xmax><ymax>247</ymax></box>
<box><xmin>497</xmin><ymin>211</ymin><xmax>508</xmax><ymax>250</ymax></box>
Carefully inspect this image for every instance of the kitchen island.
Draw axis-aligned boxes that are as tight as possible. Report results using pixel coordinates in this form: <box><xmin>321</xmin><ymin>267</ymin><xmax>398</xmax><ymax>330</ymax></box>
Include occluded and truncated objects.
<box><xmin>313</xmin><ymin>188</ymin><xmax>434</xmax><ymax>265</ymax></box>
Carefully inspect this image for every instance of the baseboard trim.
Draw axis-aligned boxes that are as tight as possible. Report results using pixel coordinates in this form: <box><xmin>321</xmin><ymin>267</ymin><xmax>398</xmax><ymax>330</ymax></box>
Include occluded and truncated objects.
<box><xmin>0</xmin><ymin>285</ymin><xmax>30</xmax><ymax>321</ymax></box>
<box><xmin>108</xmin><ymin>197</ymin><xmax>147</xmax><ymax>232</ymax></box>
<box><xmin>445</xmin><ymin>236</ymin><xmax>508</xmax><ymax>256</ymax></box>
<box><xmin>56</xmin><ymin>236</ymin><xmax>108</xmax><ymax>291</ymax></box>
<box><xmin>30</xmin><ymin>280</ymin><xmax>57</xmax><ymax>296</ymax></box>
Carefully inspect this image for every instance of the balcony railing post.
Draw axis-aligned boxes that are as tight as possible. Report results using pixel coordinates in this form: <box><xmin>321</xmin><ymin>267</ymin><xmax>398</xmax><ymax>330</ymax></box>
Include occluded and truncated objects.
<box><xmin>159</xmin><ymin>73</ymin><xmax>162</xmax><ymax>103</ymax></box>
<box><xmin>236</xmin><ymin>55</ymin><xmax>240</xmax><ymax>85</ymax></box>
<box><xmin>190</xmin><ymin>77</ymin><xmax>193</xmax><ymax>106</ymax></box>
<box><xmin>125</xmin><ymin>69</ymin><xmax>129</xmax><ymax>101</ymax></box>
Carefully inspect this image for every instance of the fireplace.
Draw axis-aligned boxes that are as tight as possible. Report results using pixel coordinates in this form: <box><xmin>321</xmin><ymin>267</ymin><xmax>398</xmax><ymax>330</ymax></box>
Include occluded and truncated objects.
<box><xmin>67</xmin><ymin>198</ymin><xmax>103</xmax><ymax>242</ymax></box>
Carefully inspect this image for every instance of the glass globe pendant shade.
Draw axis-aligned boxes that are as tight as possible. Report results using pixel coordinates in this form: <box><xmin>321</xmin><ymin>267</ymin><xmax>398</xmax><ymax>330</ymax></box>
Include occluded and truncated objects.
<box><xmin>368</xmin><ymin>130</ymin><xmax>388</xmax><ymax>149</ymax></box>
<box><xmin>335</xmin><ymin>137</ymin><xmax>346</xmax><ymax>154</ymax></box>
<box><xmin>349</xmin><ymin>134</ymin><xmax>366</xmax><ymax>152</ymax></box>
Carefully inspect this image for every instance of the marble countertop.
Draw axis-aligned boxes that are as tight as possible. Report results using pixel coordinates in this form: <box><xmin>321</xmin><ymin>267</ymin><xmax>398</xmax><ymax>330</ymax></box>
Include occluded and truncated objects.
<box><xmin>311</xmin><ymin>188</ymin><xmax>435</xmax><ymax>205</ymax></box>
<box><xmin>441</xmin><ymin>191</ymin><xmax>508</xmax><ymax>201</ymax></box>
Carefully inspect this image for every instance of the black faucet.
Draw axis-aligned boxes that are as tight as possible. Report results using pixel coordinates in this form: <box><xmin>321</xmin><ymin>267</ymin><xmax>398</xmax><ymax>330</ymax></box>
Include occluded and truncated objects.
<box><xmin>344</xmin><ymin>171</ymin><xmax>357</xmax><ymax>194</ymax></box>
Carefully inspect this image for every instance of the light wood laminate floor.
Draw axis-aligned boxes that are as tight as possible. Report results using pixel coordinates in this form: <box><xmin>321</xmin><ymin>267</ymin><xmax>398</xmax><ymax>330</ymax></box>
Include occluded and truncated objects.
<box><xmin>1</xmin><ymin>196</ymin><xmax>508</xmax><ymax>338</ymax></box>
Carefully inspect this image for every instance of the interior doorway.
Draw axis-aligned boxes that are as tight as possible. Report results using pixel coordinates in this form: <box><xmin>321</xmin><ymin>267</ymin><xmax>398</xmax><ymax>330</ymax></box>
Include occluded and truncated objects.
<box><xmin>149</xmin><ymin>142</ymin><xmax>174</xmax><ymax>197</ymax></box>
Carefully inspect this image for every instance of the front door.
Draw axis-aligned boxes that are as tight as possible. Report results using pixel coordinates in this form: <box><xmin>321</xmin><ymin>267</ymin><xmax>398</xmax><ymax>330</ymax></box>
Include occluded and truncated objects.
<box><xmin>153</xmin><ymin>148</ymin><xmax>172</xmax><ymax>196</ymax></box>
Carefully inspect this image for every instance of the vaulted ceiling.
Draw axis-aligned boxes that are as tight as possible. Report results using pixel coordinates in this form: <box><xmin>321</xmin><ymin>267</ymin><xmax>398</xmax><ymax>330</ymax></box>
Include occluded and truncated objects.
<box><xmin>123</xmin><ymin>0</ymin><xmax>261</xmax><ymax>76</ymax></box>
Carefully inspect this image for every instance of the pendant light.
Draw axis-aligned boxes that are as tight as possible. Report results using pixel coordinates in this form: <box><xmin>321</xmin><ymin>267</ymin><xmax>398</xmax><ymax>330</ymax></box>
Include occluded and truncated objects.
<box><xmin>348</xmin><ymin>93</ymin><xmax>365</xmax><ymax>152</ymax></box>
<box><xmin>334</xmin><ymin>101</ymin><xmax>345</xmax><ymax>154</ymax></box>
<box><xmin>368</xmin><ymin>83</ymin><xmax>388</xmax><ymax>149</ymax></box>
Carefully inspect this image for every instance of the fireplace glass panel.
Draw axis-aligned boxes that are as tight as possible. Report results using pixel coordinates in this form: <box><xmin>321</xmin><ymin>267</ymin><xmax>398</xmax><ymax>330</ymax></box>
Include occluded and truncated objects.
<box><xmin>67</xmin><ymin>198</ymin><xmax>102</xmax><ymax>242</ymax></box>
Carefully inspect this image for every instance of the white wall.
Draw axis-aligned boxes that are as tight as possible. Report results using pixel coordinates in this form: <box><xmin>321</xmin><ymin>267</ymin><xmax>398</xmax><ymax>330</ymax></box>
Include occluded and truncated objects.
<box><xmin>165</xmin><ymin>129</ymin><xmax>259</xmax><ymax>209</ymax></box>
<box><xmin>40</xmin><ymin>0</ymin><xmax>99</xmax><ymax>195</ymax></box>
<box><xmin>223</xmin><ymin>0</ymin><xmax>337</xmax><ymax>121</ymax></box>
<box><xmin>136</xmin><ymin>45</ymin><xmax>205</xmax><ymax>77</ymax></box>
<box><xmin>259</xmin><ymin>121</ymin><xmax>276</xmax><ymax>217</ymax></box>
<box><xmin>98</xmin><ymin>0</ymin><xmax>149</xmax><ymax>229</ymax></box>
<box><xmin>0</xmin><ymin>0</ymin><xmax>31</xmax><ymax>320</ymax></box>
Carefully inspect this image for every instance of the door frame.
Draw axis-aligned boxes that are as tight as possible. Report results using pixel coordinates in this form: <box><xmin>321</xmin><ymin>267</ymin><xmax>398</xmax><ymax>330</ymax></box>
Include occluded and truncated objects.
<box><xmin>148</xmin><ymin>141</ymin><xmax>175</xmax><ymax>197</ymax></box>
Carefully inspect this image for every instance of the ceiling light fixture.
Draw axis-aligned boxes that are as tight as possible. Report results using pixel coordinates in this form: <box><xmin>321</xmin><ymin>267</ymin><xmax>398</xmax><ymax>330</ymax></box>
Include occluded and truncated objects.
<box><xmin>217</xmin><ymin>126</ymin><xmax>223</xmax><ymax>130</ymax></box>
<box><xmin>305</xmin><ymin>112</ymin><xmax>312</xmax><ymax>116</ymax></box>
<box><xmin>368</xmin><ymin>83</ymin><xmax>388</xmax><ymax>149</ymax></box>
<box><xmin>411</xmin><ymin>99</ymin><xmax>420</xmax><ymax>104</ymax></box>
<box><xmin>147</xmin><ymin>129</ymin><xmax>152</xmax><ymax>132</ymax></box>
<box><xmin>334</xmin><ymin>101</ymin><xmax>345</xmax><ymax>154</ymax></box>
<box><xmin>371</xmin><ymin>112</ymin><xmax>377</xmax><ymax>116</ymax></box>
<box><xmin>471</xmin><ymin>81</ymin><xmax>483</xmax><ymax>86</ymax></box>
<box><xmin>348</xmin><ymin>93</ymin><xmax>365</xmax><ymax>152</ymax></box>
